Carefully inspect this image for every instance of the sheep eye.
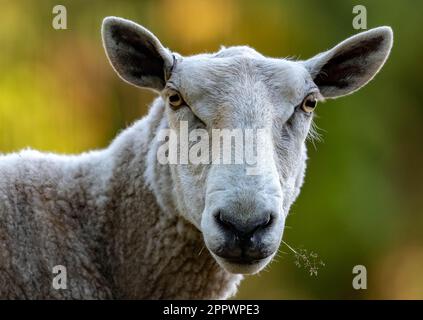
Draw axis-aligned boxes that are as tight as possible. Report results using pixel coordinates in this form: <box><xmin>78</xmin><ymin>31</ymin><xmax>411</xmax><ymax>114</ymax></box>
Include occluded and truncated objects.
<box><xmin>168</xmin><ymin>90</ymin><xmax>184</xmax><ymax>109</ymax></box>
<box><xmin>301</xmin><ymin>94</ymin><xmax>318</xmax><ymax>113</ymax></box>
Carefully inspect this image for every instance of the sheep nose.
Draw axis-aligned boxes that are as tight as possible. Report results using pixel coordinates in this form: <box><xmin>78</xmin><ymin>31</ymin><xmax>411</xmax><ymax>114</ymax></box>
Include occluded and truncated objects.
<box><xmin>215</xmin><ymin>210</ymin><xmax>273</xmax><ymax>241</ymax></box>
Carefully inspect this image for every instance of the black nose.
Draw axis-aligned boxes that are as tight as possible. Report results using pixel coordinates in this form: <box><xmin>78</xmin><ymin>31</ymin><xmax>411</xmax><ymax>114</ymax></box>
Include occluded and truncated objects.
<box><xmin>213</xmin><ymin>209</ymin><xmax>277</xmax><ymax>262</ymax></box>
<box><xmin>215</xmin><ymin>210</ymin><xmax>273</xmax><ymax>241</ymax></box>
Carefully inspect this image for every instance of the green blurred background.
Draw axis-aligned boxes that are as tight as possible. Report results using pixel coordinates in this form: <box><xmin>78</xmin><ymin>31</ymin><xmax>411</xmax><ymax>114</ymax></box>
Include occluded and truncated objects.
<box><xmin>0</xmin><ymin>0</ymin><xmax>422</xmax><ymax>299</ymax></box>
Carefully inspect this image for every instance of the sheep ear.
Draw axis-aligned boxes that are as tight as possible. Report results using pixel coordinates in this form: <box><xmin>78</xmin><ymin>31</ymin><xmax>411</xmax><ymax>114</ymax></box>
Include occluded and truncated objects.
<box><xmin>102</xmin><ymin>17</ymin><xmax>174</xmax><ymax>92</ymax></box>
<box><xmin>304</xmin><ymin>27</ymin><xmax>393</xmax><ymax>98</ymax></box>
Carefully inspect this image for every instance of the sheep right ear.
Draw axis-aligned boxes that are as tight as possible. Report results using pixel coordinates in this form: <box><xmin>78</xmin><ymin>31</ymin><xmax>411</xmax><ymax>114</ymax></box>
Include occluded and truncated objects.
<box><xmin>304</xmin><ymin>27</ymin><xmax>393</xmax><ymax>99</ymax></box>
<box><xmin>102</xmin><ymin>17</ymin><xmax>174</xmax><ymax>92</ymax></box>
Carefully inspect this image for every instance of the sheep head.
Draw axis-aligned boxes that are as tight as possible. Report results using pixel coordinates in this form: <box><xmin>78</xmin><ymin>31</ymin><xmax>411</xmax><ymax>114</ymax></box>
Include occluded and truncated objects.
<box><xmin>102</xmin><ymin>17</ymin><xmax>393</xmax><ymax>274</ymax></box>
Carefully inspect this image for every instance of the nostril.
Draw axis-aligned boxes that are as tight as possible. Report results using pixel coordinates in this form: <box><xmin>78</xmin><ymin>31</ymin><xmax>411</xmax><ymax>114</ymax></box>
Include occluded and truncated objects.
<box><xmin>249</xmin><ymin>212</ymin><xmax>273</xmax><ymax>235</ymax></box>
<box><xmin>214</xmin><ymin>210</ymin><xmax>233</xmax><ymax>229</ymax></box>
<box><xmin>263</xmin><ymin>212</ymin><xmax>275</xmax><ymax>228</ymax></box>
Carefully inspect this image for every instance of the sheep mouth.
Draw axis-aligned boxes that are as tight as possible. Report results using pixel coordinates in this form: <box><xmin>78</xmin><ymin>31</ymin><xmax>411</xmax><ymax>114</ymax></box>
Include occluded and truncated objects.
<box><xmin>211</xmin><ymin>246</ymin><xmax>275</xmax><ymax>265</ymax></box>
<box><xmin>222</xmin><ymin>257</ymin><xmax>264</xmax><ymax>265</ymax></box>
<box><xmin>210</xmin><ymin>252</ymin><xmax>273</xmax><ymax>275</ymax></box>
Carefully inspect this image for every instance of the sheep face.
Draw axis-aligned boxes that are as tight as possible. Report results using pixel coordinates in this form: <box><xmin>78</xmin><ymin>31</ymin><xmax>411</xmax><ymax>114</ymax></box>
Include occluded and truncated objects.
<box><xmin>102</xmin><ymin>17</ymin><xmax>393</xmax><ymax>274</ymax></box>
<box><xmin>162</xmin><ymin>54</ymin><xmax>313</xmax><ymax>274</ymax></box>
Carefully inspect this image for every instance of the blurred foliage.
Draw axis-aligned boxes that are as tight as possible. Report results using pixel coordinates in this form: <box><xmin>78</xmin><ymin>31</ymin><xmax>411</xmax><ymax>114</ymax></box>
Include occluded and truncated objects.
<box><xmin>0</xmin><ymin>0</ymin><xmax>422</xmax><ymax>299</ymax></box>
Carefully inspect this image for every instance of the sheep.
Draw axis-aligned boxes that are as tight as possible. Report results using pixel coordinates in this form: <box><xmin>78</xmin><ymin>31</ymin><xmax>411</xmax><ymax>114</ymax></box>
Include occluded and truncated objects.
<box><xmin>0</xmin><ymin>16</ymin><xmax>393</xmax><ymax>299</ymax></box>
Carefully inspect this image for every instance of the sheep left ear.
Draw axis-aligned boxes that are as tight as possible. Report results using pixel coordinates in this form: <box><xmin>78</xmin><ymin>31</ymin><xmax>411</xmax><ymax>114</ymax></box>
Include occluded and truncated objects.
<box><xmin>102</xmin><ymin>17</ymin><xmax>174</xmax><ymax>92</ymax></box>
<box><xmin>304</xmin><ymin>27</ymin><xmax>393</xmax><ymax>98</ymax></box>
